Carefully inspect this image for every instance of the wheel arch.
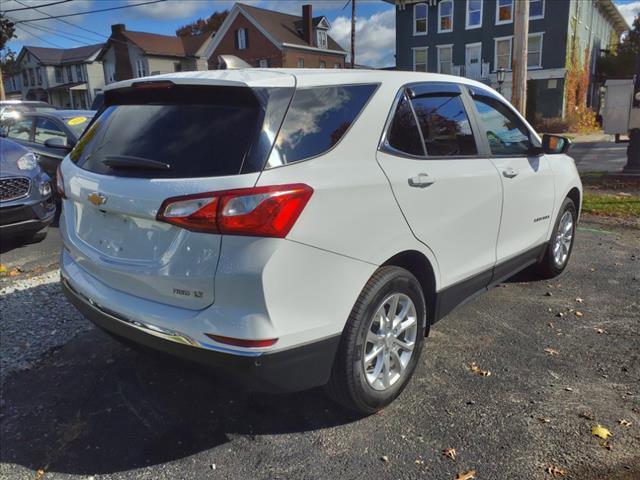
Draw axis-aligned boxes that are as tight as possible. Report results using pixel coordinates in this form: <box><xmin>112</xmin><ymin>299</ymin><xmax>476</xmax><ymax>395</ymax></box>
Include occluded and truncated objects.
<box><xmin>382</xmin><ymin>250</ymin><xmax>437</xmax><ymax>328</ymax></box>
<box><xmin>566</xmin><ymin>186</ymin><xmax>581</xmax><ymax>219</ymax></box>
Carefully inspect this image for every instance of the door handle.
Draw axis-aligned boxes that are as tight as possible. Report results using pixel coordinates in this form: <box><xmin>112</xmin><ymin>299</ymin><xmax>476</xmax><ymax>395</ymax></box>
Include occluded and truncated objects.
<box><xmin>502</xmin><ymin>167</ymin><xmax>519</xmax><ymax>178</ymax></box>
<box><xmin>408</xmin><ymin>173</ymin><xmax>435</xmax><ymax>188</ymax></box>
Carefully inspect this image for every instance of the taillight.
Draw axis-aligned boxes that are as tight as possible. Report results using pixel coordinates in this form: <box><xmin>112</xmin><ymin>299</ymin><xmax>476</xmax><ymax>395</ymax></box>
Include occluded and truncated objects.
<box><xmin>156</xmin><ymin>184</ymin><xmax>313</xmax><ymax>238</ymax></box>
<box><xmin>56</xmin><ymin>163</ymin><xmax>67</xmax><ymax>199</ymax></box>
<box><xmin>205</xmin><ymin>334</ymin><xmax>278</xmax><ymax>348</ymax></box>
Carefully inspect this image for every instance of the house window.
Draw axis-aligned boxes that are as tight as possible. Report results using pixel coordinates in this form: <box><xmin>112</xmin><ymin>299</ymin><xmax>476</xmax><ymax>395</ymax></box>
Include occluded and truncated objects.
<box><xmin>334</xmin><ymin>63</ymin><xmax>341</xmax><ymax>68</ymax></box>
<box><xmin>174</xmin><ymin>62</ymin><xmax>183</xmax><ymax>72</ymax></box>
<box><xmin>466</xmin><ymin>0</ymin><xmax>483</xmax><ymax>29</ymax></box>
<box><xmin>528</xmin><ymin>33</ymin><xmax>543</xmax><ymax>68</ymax></box>
<box><xmin>317</xmin><ymin>30</ymin><xmax>328</xmax><ymax>49</ymax></box>
<box><xmin>259</xmin><ymin>58</ymin><xmax>269</xmax><ymax>68</ymax></box>
<box><xmin>530</xmin><ymin>0</ymin><xmax>544</xmax><ymax>19</ymax></box>
<box><xmin>297</xmin><ymin>58</ymin><xmax>304</xmax><ymax>68</ymax></box>
<box><xmin>319</xmin><ymin>60</ymin><xmax>326</xmax><ymax>68</ymax></box>
<box><xmin>55</xmin><ymin>67</ymin><xmax>63</xmax><ymax>83</ymax></box>
<box><xmin>136</xmin><ymin>59</ymin><xmax>147</xmax><ymax>78</ymax></box>
<box><xmin>414</xmin><ymin>3</ymin><xmax>428</xmax><ymax>35</ymax></box>
<box><xmin>438</xmin><ymin>0</ymin><xmax>453</xmax><ymax>33</ymax></box>
<box><xmin>413</xmin><ymin>47</ymin><xmax>428</xmax><ymax>72</ymax></box>
<box><xmin>66</xmin><ymin>65</ymin><xmax>73</xmax><ymax>82</ymax></box>
<box><xmin>28</xmin><ymin>69</ymin><xmax>35</xmax><ymax>86</ymax></box>
<box><xmin>236</xmin><ymin>28</ymin><xmax>247</xmax><ymax>50</ymax></box>
<box><xmin>496</xmin><ymin>0</ymin><xmax>513</xmax><ymax>24</ymax></box>
<box><xmin>437</xmin><ymin>45</ymin><xmax>453</xmax><ymax>74</ymax></box>
<box><xmin>22</xmin><ymin>70</ymin><xmax>28</xmax><ymax>85</ymax></box>
<box><xmin>76</xmin><ymin>64</ymin><xmax>83</xmax><ymax>81</ymax></box>
<box><xmin>36</xmin><ymin>67</ymin><xmax>42</xmax><ymax>85</ymax></box>
<box><xmin>495</xmin><ymin>37</ymin><xmax>512</xmax><ymax>70</ymax></box>
<box><xmin>105</xmin><ymin>64</ymin><xmax>115</xmax><ymax>84</ymax></box>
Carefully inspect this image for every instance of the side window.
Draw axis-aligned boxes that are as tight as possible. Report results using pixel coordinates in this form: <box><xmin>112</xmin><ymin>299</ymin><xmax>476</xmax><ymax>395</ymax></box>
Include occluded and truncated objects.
<box><xmin>34</xmin><ymin>117</ymin><xmax>67</xmax><ymax>145</ymax></box>
<box><xmin>266</xmin><ymin>84</ymin><xmax>377</xmax><ymax>167</ymax></box>
<box><xmin>7</xmin><ymin>118</ymin><xmax>33</xmax><ymax>142</ymax></box>
<box><xmin>387</xmin><ymin>94</ymin><xmax>424</xmax><ymax>156</ymax></box>
<box><xmin>411</xmin><ymin>92</ymin><xmax>477</xmax><ymax>156</ymax></box>
<box><xmin>472</xmin><ymin>96</ymin><xmax>531</xmax><ymax>155</ymax></box>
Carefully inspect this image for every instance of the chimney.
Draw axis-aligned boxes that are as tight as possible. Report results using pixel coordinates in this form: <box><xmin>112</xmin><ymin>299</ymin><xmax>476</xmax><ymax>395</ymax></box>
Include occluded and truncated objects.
<box><xmin>302</xmin><ymin>4</ymin><xmax>313</xmax><ymax>46</ymax></box>
<box><xmin>110</xmin><ymin>24</ymin><xmax>133</xmax><ymax>81</ymax></box>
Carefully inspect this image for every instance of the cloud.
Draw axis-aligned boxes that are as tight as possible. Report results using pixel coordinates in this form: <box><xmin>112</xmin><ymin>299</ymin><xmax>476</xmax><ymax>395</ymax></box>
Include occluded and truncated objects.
<box><xmin>330</xmin><ymin>9</ymin><xmax>396</xmax><ymax>68</ymax></box>
<box><xmin>616</xmin><ymin>0</ymin><xmax>640</xmax><ymax>27</ymax></box>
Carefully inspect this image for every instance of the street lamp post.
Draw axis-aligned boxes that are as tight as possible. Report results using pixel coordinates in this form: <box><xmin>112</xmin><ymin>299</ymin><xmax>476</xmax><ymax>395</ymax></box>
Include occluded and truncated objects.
<box><xmin>496</xmin><ymin>67</ymin><xmax>506</xmax><ymax>94</ymax></box>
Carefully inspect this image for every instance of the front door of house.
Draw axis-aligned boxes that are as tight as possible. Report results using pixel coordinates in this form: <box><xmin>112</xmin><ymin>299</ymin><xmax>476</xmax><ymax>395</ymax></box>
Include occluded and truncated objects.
<box><xmin>465</xmin><ymin>43</ymin><xmax>481</xmax><ymax>80</ymax></box>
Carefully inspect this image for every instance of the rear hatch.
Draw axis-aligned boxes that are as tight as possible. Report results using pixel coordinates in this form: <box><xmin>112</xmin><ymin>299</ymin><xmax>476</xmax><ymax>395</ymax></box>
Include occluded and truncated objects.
<box><xmin>61</xmin><ymin>75</ymin><xmax>295</xmax><ymax>310</ymax></box>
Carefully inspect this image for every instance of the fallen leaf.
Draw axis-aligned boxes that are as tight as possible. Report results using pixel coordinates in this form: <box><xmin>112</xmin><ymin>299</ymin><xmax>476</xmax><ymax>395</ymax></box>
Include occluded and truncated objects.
<box><xmin>0</xmin><ymin>264</ymin><xmax>6</xmax><ymax>274</ymax></box>
<box><xmin>579</xmin><ymin>412</ymin><xmax>596</xmax><ymax>421</ymax></box>
<box><xmin>36</xmin><ymin>469</ymin><xmax>45</xmax><ymax>479</ymax></box>
<box><xmin>415</xmin><ymin>458</ymin><xmax>424</xmax><ymax>465</ymax></box>
<box><xmin>556</xmin><ymin>312</ymin><xmax>564</xmax><ymax>318</ymax></box>
<box><xmin>455</xmin><ymin>470</ymin><xmax>476</xmax><ymax>480</ymax></box>
<box><xmin>544</xmin><ymin>348</ymin><xmax>559</xmax><ymax>356</ymax></box>
<box><xmin>595</xmin><ymin>328</ymin><xmax>605</xmax><ymax>334</ymax></box>
<box><xmin>575</xmin><ymin>311</ymin><xmax>584</xmax><ymax>318</ymax></box>
<box><xmin>546</xmin><ymin>465</ymin><xmax>566</xmax><ymax>476</ymax></box>
<box><xmin>602</xmin><ymin>440</ymin><xmax>613</xmax><ymax>450</ymax></box>
<box><xmin>590</xmin><ymin>267</ymin><xmax>596</xmax><ymax>272</ymax></box>
<box><xmin>618</xmin><ymin>419</ymin><xmax>632</xmax><ymax>427</ymax></box>
<box><xmin>565</xmin><ymin>387</ymin><xmax>573</xmax><ymax>392</ymax></box>
<box><xmin>591</xmin><ymin>424</ymin><xmax>612</xmax><ymax>439</ymax></box>
<box><xmin>443</xmin><ymin>447</ymin><xmax>457</xmax><ymax>461</ymax></box>
<box><xmin>538</xmin><ymin>417</ymin><xmax>551</xmax><ymax>423</ymax></box>
<box><xmin>380</xmin><ymin>455</ymin><xmax>389</xmax><ymax>463</ymax></box>
<box><xmin>468</xmin><ymin>362</ymin><xmax>491</xmax><ymax>377</ymax></box>
<box><xmin>575</xmin><ymin>297</ymin><xmax>584</xmax><ymax>303</ymax></box>
<box><xmin>545</xmin><ymin>291</ymin><xmax>553</xmax><ymax>297</ymax></box>
<box><xmin>8</xmin><ymin>267</ymin><xmax>22</xmax><ymax>276</ymax></box>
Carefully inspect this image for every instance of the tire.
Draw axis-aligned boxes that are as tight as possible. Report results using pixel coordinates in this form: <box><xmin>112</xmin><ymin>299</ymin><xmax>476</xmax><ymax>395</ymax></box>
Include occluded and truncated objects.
<box><xmin>325</xmin><ymin>266</ymin><xmax>427</xmax><ymax>414</ymax></box>
<box><xmin>536</xmin><ymin>197</ymin><xmax>577</xmax><ymax>278</ymax></box>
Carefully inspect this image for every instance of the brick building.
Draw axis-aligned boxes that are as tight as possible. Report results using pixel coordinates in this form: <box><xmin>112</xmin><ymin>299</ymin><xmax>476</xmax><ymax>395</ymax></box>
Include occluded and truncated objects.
<box><xmin>202</xmin><ymin>3</ymin><xmax>347</xmax><ymax>69</ymax></box>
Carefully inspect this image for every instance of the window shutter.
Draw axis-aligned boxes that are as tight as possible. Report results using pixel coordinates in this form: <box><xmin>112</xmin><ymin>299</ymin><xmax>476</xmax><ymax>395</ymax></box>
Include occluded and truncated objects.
<box><xmin>245</xmin><ymin>29</ymin><xmax>249</xmax><ymax>49</ymax></box>
<box><xmin>234</xmin><ymin>29</ymin><xmax>239</xmax><ymax>49</ymax></box>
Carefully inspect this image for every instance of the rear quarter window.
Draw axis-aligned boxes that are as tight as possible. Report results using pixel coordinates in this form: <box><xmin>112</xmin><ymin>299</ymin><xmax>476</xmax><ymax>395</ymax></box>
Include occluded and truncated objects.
<box><xmin>265</xmin><ymin>84</ymin><xmax>378</xmax><ymax>168</ymax></box>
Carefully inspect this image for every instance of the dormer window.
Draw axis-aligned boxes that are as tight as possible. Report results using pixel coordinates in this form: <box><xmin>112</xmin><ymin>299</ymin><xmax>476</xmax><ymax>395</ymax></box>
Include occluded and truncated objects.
<box><xmin>317</xmin><ymin>29</ymin><xmax>328</xmax><ymax>49</ymax></box>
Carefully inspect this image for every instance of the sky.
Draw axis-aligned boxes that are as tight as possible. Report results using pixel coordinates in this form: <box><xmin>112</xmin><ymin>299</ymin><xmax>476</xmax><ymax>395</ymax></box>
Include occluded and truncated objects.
<box><xmin>1</xmin><ymin>0</ymin><xmax>639</xmax><ymax>69</ymax></box>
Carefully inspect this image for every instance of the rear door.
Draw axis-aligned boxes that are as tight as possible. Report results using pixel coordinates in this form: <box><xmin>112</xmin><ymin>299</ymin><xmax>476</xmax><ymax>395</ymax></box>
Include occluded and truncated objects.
<box><xmin>60</xmin><ymin>81</ymin><xmax>294</xmax><ymax>310</ymax></box>
<box><xmin>31</xmin><ymin>116</ymin><xmax>70</xmax><ymax>177</ymax></box>
<box><xmin>467</xmin><ymin>88</ymin><xmax>555</xmax><ymax>265</ymax></box>
<box><xmin>376</xmin><ymin>83</ymin><xmax>502</xmax><ymax>288</ymax></box>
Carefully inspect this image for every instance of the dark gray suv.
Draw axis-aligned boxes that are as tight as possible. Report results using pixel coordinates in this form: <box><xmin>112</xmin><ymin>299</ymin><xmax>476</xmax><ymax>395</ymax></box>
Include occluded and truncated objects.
<box><xmin>0</xmin><ymin>138</ymin><xmax>55</xmax><ymax>240</ymax></box>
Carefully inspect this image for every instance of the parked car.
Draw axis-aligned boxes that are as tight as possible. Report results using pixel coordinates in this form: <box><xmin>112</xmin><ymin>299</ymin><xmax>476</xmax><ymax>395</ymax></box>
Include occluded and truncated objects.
<box><xmin>0</xmin><ymin>110</ymin><xmax>94</xmax><ymax>190</ymax></box>
<box><xmin>0</xmin><ymin>100</ymin><xmax>57</xmax><ymax>122</ymax></box>
<box><xmin>0</xmin><ymin>138</ymin><xmax>55</xmax><ymax>241</ymax></box>
<box><xmin>58</xmin><ymin>70</ymin><xmax>582</xmax><ymax>414</ymax></box>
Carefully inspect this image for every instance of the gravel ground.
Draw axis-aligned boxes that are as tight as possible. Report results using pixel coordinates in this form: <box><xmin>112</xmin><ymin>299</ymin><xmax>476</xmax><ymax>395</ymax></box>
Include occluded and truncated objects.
<box><xmin>0</xmin><ymin>270</ymin><xmax>90</xmax><ymax>385</ymax></box>
<box><xmin>0</xmin><ymin>221</ymin><xmax>638</xmax><ymax>480</ymax></box>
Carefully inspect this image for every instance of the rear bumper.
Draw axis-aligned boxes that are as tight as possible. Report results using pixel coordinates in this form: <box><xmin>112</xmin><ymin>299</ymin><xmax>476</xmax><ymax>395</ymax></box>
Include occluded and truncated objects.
<box><xmin>61</xmin><ymin>276</ymin><xmax>341</xmax><ymax>393</ymax></box>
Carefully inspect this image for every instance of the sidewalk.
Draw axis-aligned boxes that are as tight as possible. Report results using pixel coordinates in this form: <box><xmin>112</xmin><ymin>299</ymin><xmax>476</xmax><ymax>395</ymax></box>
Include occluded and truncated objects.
<box><xmin>560</xmin><ymin>131</ymin><xmax>630</xmax><ymax>173</ymax></box>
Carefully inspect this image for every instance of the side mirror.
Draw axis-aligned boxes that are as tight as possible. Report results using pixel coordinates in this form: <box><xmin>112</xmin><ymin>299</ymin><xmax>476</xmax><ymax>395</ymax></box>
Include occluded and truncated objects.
<box><xmin>44</xmin><ymin>137</ymin><xmax>70</xmax><ymax>149</ymax></box>
<box><xmin>542</xmin><ymin>134</ymin><xmax>571</xmax><ymax>155</ymax></box>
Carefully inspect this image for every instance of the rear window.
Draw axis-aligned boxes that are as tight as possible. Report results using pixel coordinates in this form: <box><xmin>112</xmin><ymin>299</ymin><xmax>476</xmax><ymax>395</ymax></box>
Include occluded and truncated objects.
<box><xmin>71</xmin><ymin>86</ymin><xmax>266</xmax><ymax>178</ymax></box>
<box><xmin>265</xmin><ymin>84</ymin><xmax>378</xmax><ymax>168</ymax></box>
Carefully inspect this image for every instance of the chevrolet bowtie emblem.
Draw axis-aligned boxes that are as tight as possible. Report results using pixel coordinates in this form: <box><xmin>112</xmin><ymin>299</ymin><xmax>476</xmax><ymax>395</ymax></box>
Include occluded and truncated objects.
<box><xmin>88</xmin><ymin>192</ymin><xmax>107</xmax><ymax>206</ymax></box>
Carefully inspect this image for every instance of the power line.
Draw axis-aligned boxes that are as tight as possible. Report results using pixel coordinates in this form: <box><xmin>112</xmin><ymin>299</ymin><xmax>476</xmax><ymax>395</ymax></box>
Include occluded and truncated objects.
<box><xmin>13</xmin><ymin>0</ymin><xmax>108</xmax><ymax>41</ymax></box>
<box><xmin>10</xmin><ymin>16</ymin><xmax>95</xmax><ymax>45</ymax></box>
<box><xmin>15</xmin><ymin>23</ymin><xmax>64</xmax><ymax>48</ymax></box>
<box><xmin>14</xmin><ymin>0</ymin><xmax>168</xmax><ymax>23</ymax></box>
<box><xmin>2</xmin><ymin>0</ymin><xmax>73</xmax><ymax>13</ymax></box>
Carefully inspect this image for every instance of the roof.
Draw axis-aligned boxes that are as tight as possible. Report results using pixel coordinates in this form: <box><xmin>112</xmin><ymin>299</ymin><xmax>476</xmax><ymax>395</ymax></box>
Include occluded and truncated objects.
<box><xmin>48</xmin><ymin>81</ymin><xmax>86</xmax><ymax>91</ymax></box>
<box><xmin>103</xmin><ymin>68</ymin><xmax>494</xmax><ymax>91</ymax></box>
<box><xmin>102</xmin><ymin>29</ymin><xmax>213</xmax><ymax>59</ymax></box>
<box><xmin>21</xmin><ymin>44</ymin><xmax>103</xmax><ymax>65</ymax></box>
<box><xmin>237</xmin><ymin>3</ymin><xmax>345</xmax><ymax>52</ymax></box>
<box><xmin>599</xmin><ymin>0</ymin><xmax>630</xmax><ymax>33</ymax></box>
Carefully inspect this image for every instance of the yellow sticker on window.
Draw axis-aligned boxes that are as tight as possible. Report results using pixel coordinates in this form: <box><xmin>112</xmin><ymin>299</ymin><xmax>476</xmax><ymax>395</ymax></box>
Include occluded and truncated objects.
<box><xmin>67</xmin><ymin>116</ymin><xmax>87</xmax><ymax>126</ymax></box>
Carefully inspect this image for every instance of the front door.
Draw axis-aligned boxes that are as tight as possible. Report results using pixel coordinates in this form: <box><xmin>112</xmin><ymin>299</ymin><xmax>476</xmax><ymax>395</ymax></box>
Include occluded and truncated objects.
<box><xmin>465</xmin><ymin>43</ymin><xmax>481</xmax><ymax>80</ymax></box>
<box><xmin>468</xmin><ymin>89</ymin><xmax>555</xmax><ymax>265</ymax></box>
<box><xmin>377</xmin><ymin>83</ymin><xmax>503</xmax><ymax>289</ymax></box>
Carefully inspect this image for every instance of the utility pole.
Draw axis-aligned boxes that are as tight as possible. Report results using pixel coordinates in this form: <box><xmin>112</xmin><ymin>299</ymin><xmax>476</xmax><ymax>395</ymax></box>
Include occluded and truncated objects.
<box><xmin>624</xmin><ymin>51</ymin><xmax>640</xmax><ymax>173</ymax></box>
<box><xmin>511</xmin><ymin>0</ymin><xmax>529</xmax><ymax>115</ymax></box>
<box><xmin>350</xmin><ymin>0</ymin><xmax>356</xmax><ymax>69</ymax></box>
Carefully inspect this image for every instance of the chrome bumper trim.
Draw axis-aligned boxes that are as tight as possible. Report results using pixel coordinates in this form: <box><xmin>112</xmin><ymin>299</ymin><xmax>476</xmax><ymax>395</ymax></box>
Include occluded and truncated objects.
<box><xmin>61</xmin><ymin>275</ymin><xmax>262</xmax><ymax>358</ymax></box>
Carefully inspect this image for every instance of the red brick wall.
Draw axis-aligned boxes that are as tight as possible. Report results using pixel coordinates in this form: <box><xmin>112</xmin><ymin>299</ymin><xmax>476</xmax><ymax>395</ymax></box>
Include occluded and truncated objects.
<box><xmin>282</xmin><ymin>48</ymin><xmax>346</xmax><ymax>68</ymax></box>
<box><xmin>208</xmin><ymin>15</ymin><xmax>282</xmax><ymax>69</ymax></box>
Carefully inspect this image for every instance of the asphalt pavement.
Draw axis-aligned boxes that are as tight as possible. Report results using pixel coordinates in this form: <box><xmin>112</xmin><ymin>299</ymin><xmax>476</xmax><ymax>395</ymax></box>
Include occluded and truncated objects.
<box><xmin>569</xmin><ymin>141</ymin><xmax>630</xmax><ymax>173</ymax></box>
<box><xmin>0</xmin><ymin>219</ymin><xmax>638</xmax><ymax>480</ymax></box>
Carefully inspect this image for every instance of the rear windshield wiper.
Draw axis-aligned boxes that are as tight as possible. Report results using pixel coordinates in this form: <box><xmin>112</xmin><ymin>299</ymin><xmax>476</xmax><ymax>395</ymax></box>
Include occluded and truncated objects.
<box><xmin>102</xmin><ymin>155</ymin><xmax>171</xmax><ymax>171</ymax></box>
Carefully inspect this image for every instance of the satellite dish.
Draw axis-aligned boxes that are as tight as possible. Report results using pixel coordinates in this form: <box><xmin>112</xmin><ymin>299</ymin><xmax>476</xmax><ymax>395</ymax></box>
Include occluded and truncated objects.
<box><xmin>218</xmin><ymin>55</ymin><xmax>252</xmax><ymax>70</ymax></box>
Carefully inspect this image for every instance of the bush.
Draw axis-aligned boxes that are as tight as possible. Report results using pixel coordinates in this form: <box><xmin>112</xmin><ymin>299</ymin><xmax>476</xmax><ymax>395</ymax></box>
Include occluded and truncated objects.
<box><xmin>532</xmin><ymin>114</ymin><xmax>569</xmax><ymax>133</ymax></box>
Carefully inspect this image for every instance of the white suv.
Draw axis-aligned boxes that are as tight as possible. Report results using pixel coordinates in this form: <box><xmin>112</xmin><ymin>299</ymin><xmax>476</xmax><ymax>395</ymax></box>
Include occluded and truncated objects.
<box><xmin>59</xmin><ymin>70</ymin><xmax>581</xmax><ymax>413</ymax></box>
